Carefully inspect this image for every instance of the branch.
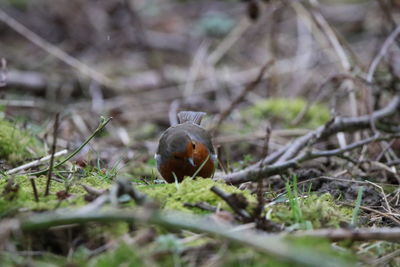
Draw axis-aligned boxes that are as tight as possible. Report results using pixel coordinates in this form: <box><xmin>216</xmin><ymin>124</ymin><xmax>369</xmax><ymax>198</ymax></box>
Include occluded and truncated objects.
<box><xmin>211</xmin><ymin>61</ymin><xmax>274</xmax><ymax>134</ymax></box>
<box><xmin>5</xmin><ymin>149</ymin><xmax>68</xmax><ymax>175</ymax></box>
<box><xmin>219</xmin><ymin>95</ymin><xmax>400</xmax><ymax>184</ymax></box>
<box><xmin>14</xmin><ymin>208</ymin><xmax>351</xmax><ymax>267</ymax></box>
<box><xmin>367</xmin><ymin>24</ymin><xmax>400</xmax><ymax>83</ymax></box>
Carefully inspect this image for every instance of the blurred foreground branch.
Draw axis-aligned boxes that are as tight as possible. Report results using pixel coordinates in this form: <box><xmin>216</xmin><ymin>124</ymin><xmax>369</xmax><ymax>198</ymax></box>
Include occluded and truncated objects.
<box><xmin>5</xmin><ymin>208</ymin><xmax>348</xmax><ymax>267</ymax></box>
<box><xmin>5</xmin><ymin>207</ymin><xmax>400</xmax><ymax>266</ymax></box>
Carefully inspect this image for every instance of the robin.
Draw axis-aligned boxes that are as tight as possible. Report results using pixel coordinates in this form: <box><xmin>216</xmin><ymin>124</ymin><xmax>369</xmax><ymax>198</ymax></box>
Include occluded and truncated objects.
<box><xmin>155</xmin><ymin>111</ymin><xmax>217</xmax><ymax>183</ymax></box>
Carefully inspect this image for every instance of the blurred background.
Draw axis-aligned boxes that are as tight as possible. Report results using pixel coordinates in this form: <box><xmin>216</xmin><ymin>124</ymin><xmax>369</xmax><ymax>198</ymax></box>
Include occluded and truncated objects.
<box><xmin>1</xmin><ymin>0</ymin><xmax>399</xmax><ymax>178</ymax></box>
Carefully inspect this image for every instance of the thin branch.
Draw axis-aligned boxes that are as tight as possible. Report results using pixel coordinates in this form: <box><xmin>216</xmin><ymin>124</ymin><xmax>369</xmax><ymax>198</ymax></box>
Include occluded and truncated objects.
<box><xmin>45</xmin><ymin>113</ymin><xmax>59</xmax><ymax>196</ymax></box>
<box><xmin>367</xmin><ymin>24</ymin><xmax>400</xmax><ymax>83</ymax></box>
<box><xmin>210</xmin><ymin>186</ymin><xmax>251</xmax><ymax>221</ymax></box>
<box><xmin>211</xmin><ymin>61</ymin><xmax>274</xmax><ymax>134</ymax></box>
<box><xmin>29</xmin><ymin>177</ymin><xmax>39</xmax><ymax>202</ymax></box>
<box><xmin>5</xmin><ymin>149</ymin><xmax>68</xmax><ymax>175</ymax></box>
<box><xmin>308</xmin><ymin>0</ymin><xmax>351</xmax><ymax>72</ymax></box>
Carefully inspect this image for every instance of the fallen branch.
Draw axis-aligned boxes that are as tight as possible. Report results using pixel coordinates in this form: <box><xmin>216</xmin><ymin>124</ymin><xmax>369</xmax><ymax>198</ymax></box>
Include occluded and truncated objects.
<box><xmin>5</xmin><ymin>149</ymin><xmax>68</xmax><ymax>175</ymax></box>
<box><xmin>219</xmin><ymin>95</ymin><xmax>400</xmax><ymax>184</ymax></box>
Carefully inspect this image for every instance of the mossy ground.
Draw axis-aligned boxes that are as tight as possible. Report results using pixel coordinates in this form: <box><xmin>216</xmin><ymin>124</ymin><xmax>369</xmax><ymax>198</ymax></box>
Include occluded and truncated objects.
<box><xmin>137</xmin><ymin>178</ymin><xmax>256</xmax><ymax>213</ymax></box>
<box><xmin>243</xmin><ymin>98</ymin><xmax>330</xmax><ymax>129</ymax></box>
<box><xmin>0</xmin><ymin>170</ymin><xmax>112</xmax><ymax>217</ymax></box>
<box><xmin>0</xmin><ymin>118</ymin><xmax>44</xmax><ymax>166</ymax></box>
<box><xmin>270</xmin><ymin>194</ymin><xmax>352</xmax><ymax>229</ymax></box>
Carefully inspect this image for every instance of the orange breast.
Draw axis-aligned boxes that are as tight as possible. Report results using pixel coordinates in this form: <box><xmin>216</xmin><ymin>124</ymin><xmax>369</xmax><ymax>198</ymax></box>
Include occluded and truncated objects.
<box><xmin>159</xmin><ymin>142</ymin><xmax>215</xmax><ymax>183</ymax></box>
<box><xmin>192</xmin><ymin>142</ymin><xmax>215</xmax><ymax>178</ymax></box>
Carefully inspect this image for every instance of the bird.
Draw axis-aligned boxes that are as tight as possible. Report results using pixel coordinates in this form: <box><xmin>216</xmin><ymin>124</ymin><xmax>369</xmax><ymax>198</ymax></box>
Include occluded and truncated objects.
<box><xmin>155</xmin><ymin>111</ymin><xmax>217</xmax><ymax>183</ymax></box>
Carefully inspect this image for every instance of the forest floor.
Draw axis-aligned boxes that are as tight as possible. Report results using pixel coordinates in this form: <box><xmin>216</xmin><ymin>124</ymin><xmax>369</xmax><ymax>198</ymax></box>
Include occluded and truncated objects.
<box><xmin>1</xmin><ymin>0</ymin><xmax>400</xmax><ymax>266</ymax></box>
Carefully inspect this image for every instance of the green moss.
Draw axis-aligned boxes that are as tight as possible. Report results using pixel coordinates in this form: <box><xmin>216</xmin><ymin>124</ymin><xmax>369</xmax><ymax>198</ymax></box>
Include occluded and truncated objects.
<box><xmin>127</xmin><ymin>160</ymin><xmax>158</xmax><ymax>180</ymax></box>
<box><xmin>137</xmin><ymin>178</ymin><xmax>256</xmax><ymax>213</ymax></box>
<box><xmin>270</xmin><ymin>194</ymin><xmax>352</xmax><ymax>228</ymax></box>
<box><xmin>87</xmin><ymin>243</ymin><xmax>144</xmax><ymax>267</ymax></box>
<box><xmin>244</xmin><ymin>98</ymin><xmax>330</xmax><ymax>129</ymax></box>
<box><xmin>0</xmin><ymin>119</ymin><xmax>44</xmax><ymax>165</ymax></box>
<box><xmin>0</xmin><ymin>173</ymin><xmax>112</xmax><ymax>217</ymax></box>
<box><xmin>210</xmin><ymin>236</ymin><xmax>355</xmax><ymax>267</ymax></box>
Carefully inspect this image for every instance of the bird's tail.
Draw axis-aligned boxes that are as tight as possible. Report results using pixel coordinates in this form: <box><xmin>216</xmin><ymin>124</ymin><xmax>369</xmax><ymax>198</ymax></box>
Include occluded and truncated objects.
<box><xmin>177</xmin><ymin>111</ymin><xmax>206</xmax><ymax>125</ymax></box>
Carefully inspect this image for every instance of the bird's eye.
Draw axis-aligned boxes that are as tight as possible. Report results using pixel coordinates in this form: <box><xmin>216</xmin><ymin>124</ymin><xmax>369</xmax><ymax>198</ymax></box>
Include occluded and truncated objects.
<box><xmin>174</xmin><ymin>155</ymin><xmax>181</xmax><ymax>160</ymax></box>
<box><xmin>192</xmin><ymin>143</ymin><xmax>196</xmax><ymax>149</ymax></box>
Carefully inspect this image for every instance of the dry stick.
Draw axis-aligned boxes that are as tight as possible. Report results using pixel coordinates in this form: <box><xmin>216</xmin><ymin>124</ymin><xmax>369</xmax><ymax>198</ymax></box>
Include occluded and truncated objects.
<box><xmin>342</xmin><ymin>203</ymin><xmax>400</xmax><ymax>226</ymax></box>
<box><xmin>253</xmin><ymin>126</ymin><xmax>272</xmax><ymax>221</ymax></box>
<box><xmin>211</xmin><ymin>60</ymin><xmax>274</xmax><ymax>134</ymax></box>
<box><xmin>6</xmin><ymin>149</ymin><xmax>68</xmax><ymax>175</ymax></box>
<box><xmin>371</xmin><ymin>248</ymin><xmax>400</xmax><ymax>266</ymax></box>
<box><xmin>366</xmin><ymin>24</ymin><xmax>400</xmax><ymax>133</ymax></box>
<box><xmin>29</xmin><ymin>177</ymin><xmax>39</xmax><ymax>202</ymax></box>
<box><xmin>219</xmin><ymin>96</ymin><xmax>400</xmax><ymax>184</ymax></box>
<box><xmin>0</xmin><ymin>9</ymin><xmax>117</xmax><ymax>90</ymax></box>
<box><xmin>210</xmin><ymin>186</ymin><xmax>251</xmax><ymax>220</ymax></box>
<box><xmin>28</xmin><ymin>117</ymin><xmax>112</xmax><ymax>176</ymax></box>
<box><xmin>45</xmin><ymin>113</ymin><xmax>59</xmax><ymax>196</ymax></box>
<box><xmin>366</xmin><ymin>24</ymin><xmax>400</xmax><ymax>83</ymax></box>
<box><xmin>308</xmin><ymin>0</ymin><xmax>351</xmax><ymax>72</ymax></box>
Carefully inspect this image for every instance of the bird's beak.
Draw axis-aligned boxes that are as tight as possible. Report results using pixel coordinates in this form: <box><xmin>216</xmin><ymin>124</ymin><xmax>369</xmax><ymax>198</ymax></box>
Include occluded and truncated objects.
<box><xmin>187</xmin><ymin>157</ymin><xmax>195</xmax><ymax>166</ymax></box>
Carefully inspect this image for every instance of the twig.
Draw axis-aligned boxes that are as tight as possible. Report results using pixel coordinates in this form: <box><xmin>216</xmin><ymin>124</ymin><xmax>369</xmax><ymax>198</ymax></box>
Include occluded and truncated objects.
<box><xmin>5</xmin><ymin>149</ymin><xmax>68</xmax><ymax>175</ymax></box>
<box><xmin>367</xmin><ymin>24</ymin><xmax>400</xmax><ymax>83</ymax></box>
<box><xmin>210</xmin><ymin>186</ymin><xmax>251</xmax><ymax>221</ymax></box>
<box><xmin>45</xmin><ymin>113</ymin><xmax>59</xmax><ymax>196</ymax></box>
<box><xmin>365</xmin><ymin>181</ymin><xmax>392</xmax><ymax>214</ymax></box>
<box><xmin>29</xmin><ymin>177</ymin><xmax>39</xmax><ymax>202</ymax></box>
<box><xmin>211</xmin><ymin>61</ymin><xmax>274</xmax><ymax>134</ymax></box>
<box><xmin>341</xmin><ymin>201</ymin><xmax>400</xmax><ymax>226</ymax></box>
<box><xmin>207</xmin><ymin>18</ymin><xmax>251</xmax><ymax>65</ymax></box>
<box><xmin>253</xmin><ymin>126</ymin><xmax>271</xmax><ymax>222</ymax></box>
<box><xmin>28</xmin><ymin>117</ymin><xmax>112</xmax><ymax>176</ymax></box>
<box><xmin>371</xmin><ymin>249</ymin><xmax>400</xmax><ymax>266</ymax></box>
<box><xmin>304</xmin><ymin>0</ymin><xmax>351</xmax><ymax>71</ymax></box>
<box><xmin>184</xmin><ymin>202</ymin><xmax>218</xmax><ymax>212</ymax></box>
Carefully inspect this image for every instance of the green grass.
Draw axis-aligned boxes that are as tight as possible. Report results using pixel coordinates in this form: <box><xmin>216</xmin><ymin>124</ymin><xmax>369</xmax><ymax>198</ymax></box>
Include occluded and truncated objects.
<box><xmin>351</xmin><ymin>186</ymin><xmax>364</xmax><ymax>226</ymax></box>
<box><xmin>270</xmin><ymin>176</ymin><xmax>352</xmax><ymax>229</ymax></box>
